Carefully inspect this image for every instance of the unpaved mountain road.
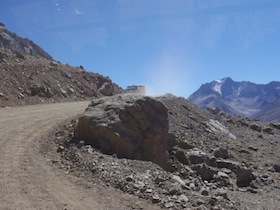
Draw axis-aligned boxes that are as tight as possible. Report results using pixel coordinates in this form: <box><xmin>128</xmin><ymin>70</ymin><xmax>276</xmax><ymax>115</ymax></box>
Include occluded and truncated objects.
<box><xmin>0</xmin><ymin>101</ymin><xmax>161</xmax><ymax>210</ymax></box>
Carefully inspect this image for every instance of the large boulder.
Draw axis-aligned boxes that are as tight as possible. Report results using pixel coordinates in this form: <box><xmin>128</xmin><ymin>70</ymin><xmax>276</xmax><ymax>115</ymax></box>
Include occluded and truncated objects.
<box><xmin>74</xmin><ymin>94</ymin><xmax>169</xmax><ymax>169</ymax></box>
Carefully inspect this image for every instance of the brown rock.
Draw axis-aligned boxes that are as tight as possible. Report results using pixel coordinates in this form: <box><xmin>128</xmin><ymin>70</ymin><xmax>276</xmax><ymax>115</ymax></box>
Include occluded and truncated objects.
<box><xmin>269</xmin><ymin>122</ymin><xmax>280</xmax><ymax>130</ymax></box>
<box><xmin>98</xmin><ymin>82</ymin><xmax>114</xmax><ymax>96</ymax></box>
<box><xmin>174</xmin><ymin>149</ymin><xmax>189</xmax><ymax>165</ymax></box>
<box><xmin>44</xmin><ymin>88</ymin><xmax>54</xmax><ymax>98</ymax></box>
<box><xmin>191</xmin><ymin>163</ymin><xmax>216</xmax><ymax>181</ymax></box>
<box><xmin>263</xmin><ymin>127</ymin><xmax>273</xmax><ymax>134</ymax></box>
<box><xmin>0</xmin><ymin>51</ymin><xmax>7</xmax><ymax>59</ymax></box>
<box><xmin>29</xmin><ymin>84</ymin><xmax>43</xmax><ymax>96</ymax></box>
<box><xmin>57</xmin><ymin>145</ymin><xmax>65</xmax><ymax>153</ymax></box>
<box><xmin>214</xmin><ymin>171</ymin><xmax>232</xmax><ymax>187</ymax></box>
<box><xmin>186</xmin><ymin>150</ymin><xmax>210</xmax><ymax>165</ymax></box>
<box><xmin>250</xmin><ymin>123</ymin><xmax>262</xmax><ymax>132</ymax></box>
<box><xmin>216</xmin><ymin>159</ymin><xmax>240</xmax><ymax>172</ymax></box>
<box><xmin>0</xmin><ymin>92</ymin><xmax>8</xmax><ymax>100</ymax></box>
<box><xmin>248</xmin><ymin>145</ymin><xmax>258</xmax><ymax>151</ymax></box>
<box><xmin>178</xmin><ymin>194</ymin><xmax>189</xmax><ymax>203</ymax></box>
<box><xmin>74</xmin><ymin>94</ymin><xmax>170</xmax><ymax>170</ymax></box>
<box><xmin>213</xmin><ymin>147</ymin><xmax>229</xmax><ymax>159</ymax></box>
<box><xmin>167</xmin><ymin>133</ymin><xmax>193</xmax><ymax>151</ymax></box>
<box><xmin>201</xmin><ymin>188</ymin><xmax>210</xmax><ymax>196</ymax></box>
<box><xmin>152</xmin><ymin>194</ymin><xmax>161</xmax><ymax>203</ymax></box>
<box><xmin>211</xmin><ymin>189</ymin><xmax>228</xmax><ymax>199</ymax></box>
<box><xmin>273</xmin><ymin>164</ymin><xmax>280</xmax><ymax>172</ymax></box>
<box><xmin>236</xmin><ymin>167</ymin><xmax>253</xmax><ymax>187</ymax></box>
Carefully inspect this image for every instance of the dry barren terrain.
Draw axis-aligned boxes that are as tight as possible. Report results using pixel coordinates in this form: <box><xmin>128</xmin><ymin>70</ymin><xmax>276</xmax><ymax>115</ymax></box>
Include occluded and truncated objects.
<box><xmin>0</xmin><ymin>101</ymin><xmax>161</xmax><ymax>210</ymax></box>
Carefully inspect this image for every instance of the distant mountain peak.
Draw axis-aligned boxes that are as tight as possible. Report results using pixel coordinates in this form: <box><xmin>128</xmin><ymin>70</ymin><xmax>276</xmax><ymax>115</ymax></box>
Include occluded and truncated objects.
<box><xmin>215</xmin><ymin>77</ymin><xmax>232</xmax><ymax>83</ymax></box>
<box><xmin>189</xmin><ymin>78</ymin><xmax>280</xmax><ymax>122</ymax></box>
<box><xmin>210</xmin><ymin>77</ymin><xmax>234</xmax><ymax>96</ymax></box>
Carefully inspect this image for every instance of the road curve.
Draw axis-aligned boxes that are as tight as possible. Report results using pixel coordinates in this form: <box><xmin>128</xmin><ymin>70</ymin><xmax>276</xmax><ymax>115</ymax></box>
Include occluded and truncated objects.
<box><xmin>0</xmin><ymin>101</ymin><xmax>161</xmax><ymax>210</ymax></box>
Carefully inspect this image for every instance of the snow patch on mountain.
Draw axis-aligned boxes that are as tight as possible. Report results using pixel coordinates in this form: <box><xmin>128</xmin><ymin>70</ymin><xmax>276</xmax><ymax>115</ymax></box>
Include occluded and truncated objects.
<box><xmin>213</xmin><ymin>80</ymin><xmax>222</xmax><ymax>95</ymax></box>
<box><xmin>237</xmin><ymin>87</ymin><xmax>243</xmax><ymax>96</ymax></box>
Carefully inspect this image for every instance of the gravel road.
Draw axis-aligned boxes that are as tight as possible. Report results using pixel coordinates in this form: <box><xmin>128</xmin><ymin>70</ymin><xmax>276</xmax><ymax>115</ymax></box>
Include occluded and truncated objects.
<box><xmin>0</xmin><ymin>101</ymin><xmax>161</xmax><ymax>210</ymax></box>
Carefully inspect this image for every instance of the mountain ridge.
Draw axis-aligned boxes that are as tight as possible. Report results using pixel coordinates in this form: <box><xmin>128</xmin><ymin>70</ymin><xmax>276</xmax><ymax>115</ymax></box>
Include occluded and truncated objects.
<box><xmin>189</xmin><ymin>77</ymin><xmax>280</xmax><ymax>122</ymax></box>
<box><xmin>0</xmin><ymin>22</ymin><xmax>53</xmax><ymax>60</ymax></box>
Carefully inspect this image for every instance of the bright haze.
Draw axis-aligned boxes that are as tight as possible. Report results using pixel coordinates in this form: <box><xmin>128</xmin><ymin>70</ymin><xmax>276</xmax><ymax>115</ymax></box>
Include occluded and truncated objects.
<box><xmin>1</xmin><ymin>0</ymin><xmax>280</xmax><ymax>97</ymax></box>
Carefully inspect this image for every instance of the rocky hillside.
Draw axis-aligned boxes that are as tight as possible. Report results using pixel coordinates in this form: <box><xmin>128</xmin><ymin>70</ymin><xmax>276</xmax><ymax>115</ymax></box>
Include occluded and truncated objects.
<box><xmin>49</xmin><ymin>94</ymin><xmax>280</xmax><ymax>209</ymax></box>
<box><xmin>0</xmin><ymin>22</ymin><xmax>52</xmax><ymax>60</ymax></box>
<box><xmin>0</xmin><ymin>22</ymin><xmax>123</xmax><ymax>107</ymax></box>
<box><xmin>189</xmin><ymin>77</ymin><xmax>280</xmax><ymax>122</ymax></box>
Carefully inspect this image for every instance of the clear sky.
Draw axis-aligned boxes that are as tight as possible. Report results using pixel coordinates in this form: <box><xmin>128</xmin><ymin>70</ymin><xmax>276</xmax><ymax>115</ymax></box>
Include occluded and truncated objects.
<box><xmin>1</xmin><ymin>0</ymin><xmax>280</xmax><ymax>97</ymax></box>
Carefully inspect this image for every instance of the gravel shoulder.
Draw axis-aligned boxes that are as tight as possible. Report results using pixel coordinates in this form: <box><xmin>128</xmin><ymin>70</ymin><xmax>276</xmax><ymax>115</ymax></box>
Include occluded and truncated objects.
<box><xmin>0</xmin><ymin>101</ymin><xmax>161</xmax><ymax>210</ymax></box>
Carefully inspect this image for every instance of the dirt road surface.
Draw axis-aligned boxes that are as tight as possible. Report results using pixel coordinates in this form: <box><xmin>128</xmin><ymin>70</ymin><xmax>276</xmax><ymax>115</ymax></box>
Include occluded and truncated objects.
<box><xmin>0</xmin><ymin>101</ymin><xmax>161</xmax><ymax>210</ymax></box>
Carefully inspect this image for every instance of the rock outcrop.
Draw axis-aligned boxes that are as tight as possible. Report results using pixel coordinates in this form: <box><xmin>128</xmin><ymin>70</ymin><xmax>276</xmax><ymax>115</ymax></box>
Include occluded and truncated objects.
<box><xmin>0</xmin><ymin>22</ymin><xmax>53</xmax><ymax>60</ymax></box>
<box><xmin>75</xmin><ymin>94</ymin><xmax>170</xmax><ymax>169</ymax></box>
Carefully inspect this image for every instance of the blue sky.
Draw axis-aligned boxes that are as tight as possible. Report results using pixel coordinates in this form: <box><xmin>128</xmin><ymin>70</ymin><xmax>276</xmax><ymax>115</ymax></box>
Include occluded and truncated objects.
<box><xmin>1</xmin><ymin>0</ymin><xmax>280</xmax><ymax>97</ymax></box>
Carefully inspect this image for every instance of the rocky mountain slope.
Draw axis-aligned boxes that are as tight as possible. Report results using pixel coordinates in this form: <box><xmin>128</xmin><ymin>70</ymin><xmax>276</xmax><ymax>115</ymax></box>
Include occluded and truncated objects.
<box><xmin>0</xmin><ymin>22</ymin><xmax>52</xmax><ymax>60</ymax></box>
<box><xmin>0</xmin><ymin>22</ymin><xmax>123</xmax><ymax>107</ymax></box>
<box><xmin>50</xmin><ymin>94</ymin><xmax>280</xmax><ymax>209</ymax></box>
<box><xmin>2</xmin><ymin>21</ymin><xmax>279</xmax><ymax>209</ymax></box>
<box><xmin>189</xmin><ymin>77</ymin><xmax>280</xmax><ymax>122</ymax></box>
